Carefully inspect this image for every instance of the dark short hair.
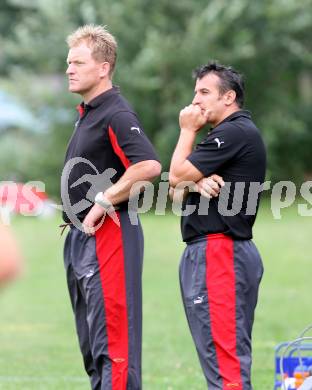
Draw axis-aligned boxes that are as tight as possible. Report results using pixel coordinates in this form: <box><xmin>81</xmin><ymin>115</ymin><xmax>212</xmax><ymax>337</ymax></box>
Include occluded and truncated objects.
<box><xmin>193</xmin><ymin>61</ymin><xmax>245</xmax><ymax>108</ymax></box>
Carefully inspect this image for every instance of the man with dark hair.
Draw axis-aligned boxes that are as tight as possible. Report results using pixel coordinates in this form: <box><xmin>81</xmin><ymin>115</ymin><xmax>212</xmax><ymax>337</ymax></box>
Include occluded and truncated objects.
<box><xmin>169</xmin><ymin>61</ymin><xmax>266</xmax><ymax>389</ymax></box>
<box><xmin>62</xmin><ymin>25</ymin><xmax>161</xmax><ymax>390</ymax></box>
<box><xmin>193</xmin><ymin>62</ymin><xmax>245</xmax><ymax>108</ymax></box>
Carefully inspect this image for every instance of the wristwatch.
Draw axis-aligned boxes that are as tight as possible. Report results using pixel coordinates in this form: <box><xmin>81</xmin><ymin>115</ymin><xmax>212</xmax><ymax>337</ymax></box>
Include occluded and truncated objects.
<box><xmin>94</xmin><ymin>192</ymin><xmax>114</xmax><ymax>211</ymax></box>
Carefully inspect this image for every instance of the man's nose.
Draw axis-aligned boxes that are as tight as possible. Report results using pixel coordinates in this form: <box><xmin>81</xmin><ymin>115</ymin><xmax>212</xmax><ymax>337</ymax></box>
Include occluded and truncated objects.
<box><xmin>192</xmin><ymin>94</ymin><xmax>200</xmax><ymax>105</ymax></box>
<box><xmin>66</xmin><ymin>64</ymin><xmax>74</xmax><ymax>75</ymax></box>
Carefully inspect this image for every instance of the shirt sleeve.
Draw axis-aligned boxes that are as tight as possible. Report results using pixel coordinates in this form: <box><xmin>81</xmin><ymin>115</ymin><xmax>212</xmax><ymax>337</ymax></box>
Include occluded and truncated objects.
<box><xmin>108</xmin><ymin>111</ymin><xmax>160</xmax><ymax>167</ymax></box>
<box><xmin>187</xmin><ymin>123</ymin><xmax>246</xmax><ymax>177</ymax></box>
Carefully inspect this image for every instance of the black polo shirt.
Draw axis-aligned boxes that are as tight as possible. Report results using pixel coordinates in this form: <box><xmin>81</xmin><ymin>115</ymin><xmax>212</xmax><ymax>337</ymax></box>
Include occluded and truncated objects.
<box><xmin>62</xmin><ymin>86</ymin><xmax>159</xmax><ymax>223</ymax></box>
<box><xmin>181</xmin><ymin>110</ymin><xmax>266</xmax><ymax>242</ymax></box>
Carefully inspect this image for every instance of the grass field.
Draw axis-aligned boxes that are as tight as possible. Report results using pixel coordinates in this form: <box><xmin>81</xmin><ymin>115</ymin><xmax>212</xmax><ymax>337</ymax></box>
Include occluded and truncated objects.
<box><xmin>0</xmin><ymin>202</ymin><xmax>311</xmax><ymax>389</ymax></box>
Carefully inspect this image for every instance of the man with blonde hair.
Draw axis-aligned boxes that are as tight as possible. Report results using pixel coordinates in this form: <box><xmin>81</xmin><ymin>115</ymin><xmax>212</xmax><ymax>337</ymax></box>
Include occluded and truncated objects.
<box><xmin>61</xmin><ymin>25</ymin><xmax>161</xmax><ymax>390</ymax></box>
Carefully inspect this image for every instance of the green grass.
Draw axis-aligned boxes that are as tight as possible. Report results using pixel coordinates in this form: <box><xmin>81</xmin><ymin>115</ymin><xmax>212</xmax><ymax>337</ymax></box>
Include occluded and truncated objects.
<box><xmin>0</xmin><ymin>202</ymin><xmax>311</xmax><ymax>389</ymax></box>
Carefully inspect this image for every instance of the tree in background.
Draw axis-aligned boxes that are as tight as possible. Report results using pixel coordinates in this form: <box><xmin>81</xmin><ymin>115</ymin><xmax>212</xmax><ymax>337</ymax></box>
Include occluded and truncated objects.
<box><xmin>0</xmin><ymin>0</ymin><xmax>311</xmax><ymax>198</ymax></box>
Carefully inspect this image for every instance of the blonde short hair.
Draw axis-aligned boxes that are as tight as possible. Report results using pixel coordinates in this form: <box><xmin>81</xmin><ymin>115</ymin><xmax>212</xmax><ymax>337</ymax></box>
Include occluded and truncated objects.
<box><xmin>67</xmin><ymin>24</ymin><xmax>117</xmax><ymax>77</ymax></box>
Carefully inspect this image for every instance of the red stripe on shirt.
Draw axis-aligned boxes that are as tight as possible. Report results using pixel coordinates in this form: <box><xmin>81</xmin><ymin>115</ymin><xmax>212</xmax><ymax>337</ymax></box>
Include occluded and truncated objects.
<box><xmin>205</xmin><ymin>233</ymin><xmax>243</xmax><ymax>390</ymax></box>
<box><xmin>76</xmin><ymin>104</ymin><xmax>85</xmax><ymax>118</ymax></box>
<box><xmin>108</xmin><ymin>126</ymin><xmax>131</xmax><ymax>169</ymax></box>
<box><xmin>95</xmin><ymin>213</ymin><xmax>129</xmax><ymax>390</ymax></box>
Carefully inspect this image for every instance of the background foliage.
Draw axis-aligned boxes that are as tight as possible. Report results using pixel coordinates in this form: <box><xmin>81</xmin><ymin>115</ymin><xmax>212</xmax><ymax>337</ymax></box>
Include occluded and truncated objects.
<box><xmin>0</xmin><ymin>0</ymin><xmax>311</xmax><ymax>197</ymax></box>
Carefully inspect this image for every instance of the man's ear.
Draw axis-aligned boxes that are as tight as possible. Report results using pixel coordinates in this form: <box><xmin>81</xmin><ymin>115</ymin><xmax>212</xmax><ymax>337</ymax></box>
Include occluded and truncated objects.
<box><xmin>99</xmin><ymin>62</ymin><xmax>111</xmax><ymax>78</ymax></box>
<box><xmin>224</xmin><ymin>90</ymin><xmax>236</xmax><ymax>106</ymax></box>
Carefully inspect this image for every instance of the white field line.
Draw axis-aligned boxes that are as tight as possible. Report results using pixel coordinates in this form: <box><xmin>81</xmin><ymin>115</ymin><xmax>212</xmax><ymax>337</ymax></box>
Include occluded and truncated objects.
<box><xmin>0</xmin><ymin>376</ymin><xmax>87</xmax><ymax>383</ymax></box>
